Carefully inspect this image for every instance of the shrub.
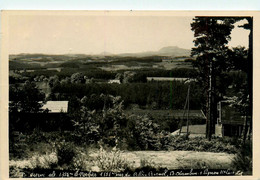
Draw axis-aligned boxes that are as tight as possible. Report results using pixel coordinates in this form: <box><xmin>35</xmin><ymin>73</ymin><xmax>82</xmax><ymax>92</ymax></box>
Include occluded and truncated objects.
<box><xmin>27</xmin><ymin>130</ymin><xmax>47</xmax><ymax>144</ymax></box>
<box><xmin>29</xmin><ymin>152</ymin><xmax>58</xmax><ymax>169</ymax></box>
<box><xmin>9</xmin><ymin>131</ymin><xmax>29</xmax><ymax>159</ymax></box>
<box><xmin>140</xmin><ymin>158</ymin><xmax>158</xmax><ymax>169</ymax></box>
<box><xmin>56</xmin><ymin>141</ymin><xmax>76</xmax><ymax>166</ymax></box>
<box><xmin>95</xmin><ymin>145</ymin><xmax>132</xmax><ymax>172</ymax></box>
<box><xmin>9</xmin><ymin>152</ymin><xmax>58</xmax><ymax>178</ymax></box>
<box><xmin>177</xmin><ymin>159</ymin><xmax>208</xmax><ymax>169</ymax></box>
<box><xmin>128</xmin><ymin>115</ymin><xmax>163</xmax><ymax>150</ymax></box>
<box><xmin>231</xmin><ymin>140</ymin><xmax>252</xmax><ymax>175</ymax></box>
<box><xmin>165</xmin><ymin>136</ymin><xmax>238</xmax><ymax>153</ymax></box>
<box><xmin>9</xmin><ymin>141</ymin><xmax>28</xmax><ymax>160</ymax></box>
<box><xmin>71</xmin><ymin>151</ymin><xmax>93</xmax><ymax>171</ymax></box>
<box><xmin>9</xmin><ymin>165</ymin><xmax>25</xmax><ymax>178</ymax></box>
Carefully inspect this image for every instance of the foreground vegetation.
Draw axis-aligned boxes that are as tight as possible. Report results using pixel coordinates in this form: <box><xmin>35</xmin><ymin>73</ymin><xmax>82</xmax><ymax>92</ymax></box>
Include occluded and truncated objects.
<box><xmin>10</xmin><ymin>130</ymin><xmax>252</xmax><ymax>177</ymax></box>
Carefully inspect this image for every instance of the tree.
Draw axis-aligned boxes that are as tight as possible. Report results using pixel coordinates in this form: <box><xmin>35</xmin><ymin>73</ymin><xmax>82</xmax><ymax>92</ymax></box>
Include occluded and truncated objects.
<box><xmin>191</xmin><ymin>17</ymin><xmax>235</xmax><ymax>140</ymax></box>
<box><xmin>227</xmin><ymin>17</ymin><xmax>253</xmax><ymax>142</ymax></box>
<box><xmin>129</xmin><ymin>115</ymin><xmax>161</xmax><ymax>150</ymax></box>
<box><xmin>9</xmin><ymin>81</ymin><xmax>45</xmax><ymax>131</ymax></box>
<box><xmin>9</xmin><ymin>81</ymin><xmax>45</xmax><ymax>113</ymax></box>
<box><xmin>98</xmin><ymin>95</ymin><xmax>127</xmax><ymax>146</ymax></box>
<box><xmin>72</xmin><ymin>106</ymin><xmax>99</xmax><ymax>143</ymax></box>
<box><xmin>122</xmin><ymin>71</ymin><xmax>136</xmax><ymax>83</ymax></box>
<box><xmin>115</xmin><ymin>73</ymin><xmax>123</xmax><ymax>83</ymax></box>
<box><xmin>48</xmin><ymin>75</ymin><xmax>60</xmax><ymax>88</ymax></box>
<box><xmin>71</xmin><ymin>94</ymin><xmax>127</xmax><ymax>146</ymax></box>
<box><xmin>238</xmin><ymin>17</ymin><xmax>253</xmax><ymax>142</ymax></box>
<box><xmin>71</xmin><ymin>72</ymin><xmax>85</xmax><ymax>84</ymax></box>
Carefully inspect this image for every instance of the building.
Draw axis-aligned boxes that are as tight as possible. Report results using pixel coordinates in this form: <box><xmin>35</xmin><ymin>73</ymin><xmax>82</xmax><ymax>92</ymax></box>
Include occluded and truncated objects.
<box><xmin>108</xmin><ymin>79</ymin><xmax>121</xmax><ymax>84</ymax></box>
<box><xmin>215</xmin><ymin>101</ymin><xmax>245</xmax><ymax>137</ymax></box>
<box><xmin>9</xmin><ymin>101</ymin><xmax>70</xmax><ymax>132</ymax></box>
<box><xmin>40</xmin><ymin>101</ymin><xmax>70</xmax><ymax>131</ymax></box>
<box><xmin>171</xmin><ymin>101</ymin><xmax>245</xmax><ymax>138</ymax></box>
<box><xmin>147</xmin><ymin>77</ymin><xmax>196</xmax><ymax>82</ymax></box>
<box><xmin>125</xmin><ymin>109</ymin><xmax>206</xmax><ymax>120</ymax></box>
<box><xmin>41</xmin><ymin>101</ymin><xmax>68</xmax><ymax>113</ymax></box>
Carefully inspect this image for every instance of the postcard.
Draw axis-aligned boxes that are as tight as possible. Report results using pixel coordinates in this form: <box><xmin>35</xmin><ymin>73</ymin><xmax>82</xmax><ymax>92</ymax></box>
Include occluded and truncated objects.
<box><xmin>0</xmin><ymin>11</ymin><xmax>259</xmax><ymax>179</ymax></box>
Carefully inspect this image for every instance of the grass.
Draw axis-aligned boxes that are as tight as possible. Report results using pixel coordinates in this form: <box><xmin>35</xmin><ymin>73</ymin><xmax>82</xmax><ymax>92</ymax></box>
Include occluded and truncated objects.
<box><xmin>10</xmin><ymin>133</ymin><xmax>248</xmax><ymax>177</ymax></box>
<box><xmin>9</xmin><ymin>142</ymin><xmax>236</xmax><ymax>178</ymax></box>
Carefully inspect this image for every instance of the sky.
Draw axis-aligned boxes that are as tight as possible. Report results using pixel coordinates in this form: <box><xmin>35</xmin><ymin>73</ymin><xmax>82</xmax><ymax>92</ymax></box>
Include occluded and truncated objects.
<box><xmin>8</xmin><ymin>14</ymin><xmax>250</xmax><ymax>55</ymax></box>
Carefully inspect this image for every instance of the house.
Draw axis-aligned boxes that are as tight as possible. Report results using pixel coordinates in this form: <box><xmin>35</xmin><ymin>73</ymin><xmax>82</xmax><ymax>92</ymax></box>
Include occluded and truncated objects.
<box><xmin>147</xmin><ymin>77</ymin><xmax>196</xmax><ymax>82</ymax></box>
<box><xmin>172</xmin><ymin>101</ymin><xmax>245</xmax><ymax>138</ymax></box>
<box><xmin>9</xmin><ymin>101</ymin><xmax>70</xmax><ymax>132</ymax></box>
<box><xmin>124</xmin><ymin>109</ymin><xmax>206</xmax><ymax>120</ymax></box>
<box><xmin>215</xmin><ymin>101</ymin><xmax>245</xmax><ymax>137</ymax></box>
<box><xmin>41</xmin><ymin>101</ymin><xmax>68</xmax><ymax>113</ymax></box>
<box><xmin>108</xmin><ymin>79</ymin><xmax>121</xmax><ymax>84</ymax></box>
<box><xmin>39</xmin><ymin>101</ymin><xmax>70</xmax><ymax>131</ymax></box>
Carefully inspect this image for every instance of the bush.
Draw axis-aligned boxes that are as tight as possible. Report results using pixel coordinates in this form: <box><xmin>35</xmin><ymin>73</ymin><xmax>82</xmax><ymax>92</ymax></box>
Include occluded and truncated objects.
<box><xmin>95</xmin><ymin>145</ymin><xmax>132</xmax><ymax>172</ymax></box>
<box><xmin>9</xmin><ymin>165</ymin><xmax>25</xmax><ymax>178</ymax></box>
<box><xmin>70</xmin><ymin>150</ymin><xmax>93</xmax><ymax>171</ymax></box>
<box><xmin>231</xmin><ymin>140</ymin><xmax>252</xmax><ymax>175</ymax></box>
<box><xmin>27</xmin><ymin>130</ymin><xmax>47</xmax><ymax>144</ymax></box>
<box><xmin>9</xmin><ymin>152</ymin><xmax>58</xmax><ymax>178</ymax></box>
<box><xmin>177</xmin><ymin>159</ymin><xmax>208</xmax><ymax>169</ymax></box>
<box><xmin>140</xmin><ymin>158</ymin><xmax>158</xmax><ymax>169</ymax></box>
<box><xmin>127</xmin><ymin>115</ymin><xmax>163</xmax><ymax>150</ymax></box>
<box><xmin>29</xmin><ymin>152</ymin><xmax>58</xmax><ymax>169</ymax></box>
<box><xmin>9</xmin><ymin>141</ymin><xmax>29</xmax><ymax>160</ymax></box>
<box><xmin>165</xmin><ymin>136</ymin><xmax>238</xmax><ymax>153</ymax></box>
<box><xmin>56</xmin><ymin>141</ymin><xmax>76</xmax><ymax>166</ymax></box>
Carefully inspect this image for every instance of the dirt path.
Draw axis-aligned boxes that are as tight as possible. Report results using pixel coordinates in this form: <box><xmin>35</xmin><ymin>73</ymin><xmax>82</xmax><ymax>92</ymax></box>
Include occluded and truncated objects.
<box><xmin>120</xmin><ymin>151</ymin><xmax>235</xmax><ymax>169</ymax></box>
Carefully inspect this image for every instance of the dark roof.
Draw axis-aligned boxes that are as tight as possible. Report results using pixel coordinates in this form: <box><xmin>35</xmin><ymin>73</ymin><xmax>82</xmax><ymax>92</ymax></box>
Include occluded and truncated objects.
<box><xmin>147</xmin><ymin>77</ymin><xmax>196</xmax><ymax>82</ymax></box>
<box><xmin>124</xmin><ymin>109</ymin><xmax>206</xmax><ymax>120</ymax></box>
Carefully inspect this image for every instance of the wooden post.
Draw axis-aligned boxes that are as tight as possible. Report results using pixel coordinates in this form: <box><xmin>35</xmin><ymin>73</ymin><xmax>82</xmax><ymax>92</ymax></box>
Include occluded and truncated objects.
<box><xmin>186</xmin><ymin>84</ymin><xmax>190</xmax><ymax>138</ymax></box>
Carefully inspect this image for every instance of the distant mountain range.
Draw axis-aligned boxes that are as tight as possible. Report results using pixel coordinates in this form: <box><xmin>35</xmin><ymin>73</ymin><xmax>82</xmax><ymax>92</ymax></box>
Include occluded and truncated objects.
<box><xmin>10</xmin><ymin>46</ymin><xmax>191</xmax><ymax>59</ymax></box>
<box><xmin>117</xmin><ymin>46</ymin><xmax>191</xmax><ymax>57</ymax></box>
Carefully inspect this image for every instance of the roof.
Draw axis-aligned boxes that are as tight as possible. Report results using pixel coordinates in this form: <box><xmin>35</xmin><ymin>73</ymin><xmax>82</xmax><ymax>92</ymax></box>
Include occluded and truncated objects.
<box><xmin>147</xmin><ymin>77</ymin><xmax>196</xmax><ymax>82</ymax></box>
<box><xmin>108</xmin><ymin>79</ymin><xmax>121</xmax><ymax>84</ymax></box>
<box><xmin>41</xmin><ymin>101</ymin><xmax>68</xmax><ymax>113</ymax></box>
<box><xmin>180</xmin><ymin>124</ymin><xmax>206</xmax><ymax>134</ymax></box>
<box><xmin>171</xmin><ymin>124</ymin><xmax>206</xmax><ymax>136</ymax></box>
<box><xmin>125</xmin><ymin>109</ymin><xmax>206</xmax><ymax>120</ymax></box>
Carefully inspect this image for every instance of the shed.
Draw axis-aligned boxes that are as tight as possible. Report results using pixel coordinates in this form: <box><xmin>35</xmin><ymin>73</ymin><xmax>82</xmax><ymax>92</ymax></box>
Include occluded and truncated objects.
<box><xmin>217</xmin><ymin>101</ymin><xmax>245</xmax><ymax>137</ymax></box>
<box><xmin>41</xmin><ymin>101</ymin><xmax>68</xmax><ymax>113</ymax></box>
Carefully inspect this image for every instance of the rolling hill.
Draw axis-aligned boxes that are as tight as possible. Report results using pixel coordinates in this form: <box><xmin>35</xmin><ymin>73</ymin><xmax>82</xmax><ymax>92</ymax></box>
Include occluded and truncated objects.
<box><xmin>117</xmin><ymin>46</ymin><xmax>191</xmax><ymax>57</ymax></box>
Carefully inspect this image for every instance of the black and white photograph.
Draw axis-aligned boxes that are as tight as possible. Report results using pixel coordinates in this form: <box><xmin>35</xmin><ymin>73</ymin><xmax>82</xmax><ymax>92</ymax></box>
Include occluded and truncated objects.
<box><xmin>1</xmin><ymin>11</ymin><xmax>256</xmax><ymax>178</ymax></box>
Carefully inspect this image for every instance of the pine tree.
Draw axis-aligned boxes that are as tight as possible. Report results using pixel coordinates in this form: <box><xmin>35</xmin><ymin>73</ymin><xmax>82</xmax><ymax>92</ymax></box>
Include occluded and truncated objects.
<box><xmin>191</xmin><ymin>17</ymin><xmax>235</xmax><ymax>140</ymax></box>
